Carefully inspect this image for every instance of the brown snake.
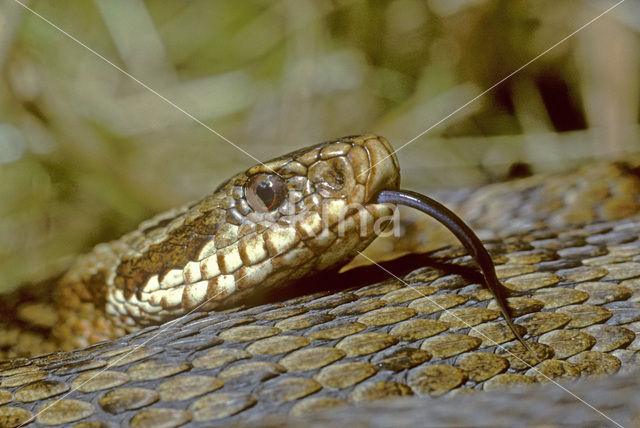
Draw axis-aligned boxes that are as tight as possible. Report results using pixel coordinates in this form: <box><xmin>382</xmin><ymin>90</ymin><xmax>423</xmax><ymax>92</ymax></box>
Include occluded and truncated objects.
<box><xmin>52</xmin><ymin>135</ymin><xmax>401</xmax><ymax>350</ymax></box>
<box><xmin>50</xmin><ymin>134</ymin><xmax>527</xmax><ymax>354</ymax></box>
<box><xmin>1</xmin><ymin>135</ymin><xmax>640</xmax><ymax>426</ymax></box>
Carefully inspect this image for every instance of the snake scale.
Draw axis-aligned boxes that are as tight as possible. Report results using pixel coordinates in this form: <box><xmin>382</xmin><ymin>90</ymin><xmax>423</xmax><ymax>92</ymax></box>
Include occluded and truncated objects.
<box><xmin>1</xmin><ymin>135</ymin><xmax>640</xmax><ymax>427</ymax></box>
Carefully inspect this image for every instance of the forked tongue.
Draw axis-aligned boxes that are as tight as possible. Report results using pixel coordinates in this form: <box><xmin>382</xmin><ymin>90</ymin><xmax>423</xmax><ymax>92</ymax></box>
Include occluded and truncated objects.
<box><xmin>375</xmin><ymin>189</ymin><xmax>541</xmax><ymax>363</ymax></box>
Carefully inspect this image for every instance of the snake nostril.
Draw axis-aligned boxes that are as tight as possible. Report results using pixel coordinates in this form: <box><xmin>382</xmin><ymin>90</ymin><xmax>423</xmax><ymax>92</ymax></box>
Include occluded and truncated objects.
<box><xmin>308</xmin><ymin>157</ymin><xmax>355</xmax><ymax>198</ymax></box>
<box><xmin>324</xmin><ymin>169</ymin><xmax>344</xmax><ymax>191</ymax></box>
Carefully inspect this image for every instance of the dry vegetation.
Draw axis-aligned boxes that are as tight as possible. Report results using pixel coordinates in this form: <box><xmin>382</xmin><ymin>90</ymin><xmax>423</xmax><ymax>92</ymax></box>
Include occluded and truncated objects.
<box><xmin>0</xmin><ymin>0</ymin><xmax>638</xmax><ymax>290</ymax></box>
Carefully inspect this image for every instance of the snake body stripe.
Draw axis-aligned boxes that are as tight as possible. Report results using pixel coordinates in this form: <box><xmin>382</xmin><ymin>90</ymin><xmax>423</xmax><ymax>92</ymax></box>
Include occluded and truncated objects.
<box><xmin>1</xmin><ymin>139</ymin><xmax>640</xmax><ymax>426</ymax></box>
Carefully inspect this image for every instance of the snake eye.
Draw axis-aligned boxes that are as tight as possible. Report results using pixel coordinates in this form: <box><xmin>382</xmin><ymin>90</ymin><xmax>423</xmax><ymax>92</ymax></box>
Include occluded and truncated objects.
<box><xmin>245</xmin><ymin>174</ymin><xmax>287</xmax><ymax>212</ymax></box>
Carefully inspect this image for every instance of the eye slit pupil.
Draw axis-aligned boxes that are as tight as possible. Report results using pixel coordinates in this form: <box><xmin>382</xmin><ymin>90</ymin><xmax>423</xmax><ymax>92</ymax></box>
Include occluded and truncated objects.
<box><xmin>245</xmin><ymin>173</ymin><xmax>287</xmax><ymax>212</ymax></box>
<box><xmin>256</xmin><ymin>180</ymin><xmax>275</xmax><ymax>208</ymax></box>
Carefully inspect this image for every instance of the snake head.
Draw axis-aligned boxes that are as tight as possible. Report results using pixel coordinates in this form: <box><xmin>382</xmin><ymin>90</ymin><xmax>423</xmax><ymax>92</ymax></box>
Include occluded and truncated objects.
<box><xmin>187</xmin><ymin>134</ymin><xmax>402</xmax><ymax>309</ymax></box>
<box><xmin>88</xmin><ymin>135</ymin><xmax>401</xmax><ymax>334</ymax></box>
<box><xmin>235</xmin><ymin>134</ymin><xmax>401</xmax><ymax>271</ymax></box>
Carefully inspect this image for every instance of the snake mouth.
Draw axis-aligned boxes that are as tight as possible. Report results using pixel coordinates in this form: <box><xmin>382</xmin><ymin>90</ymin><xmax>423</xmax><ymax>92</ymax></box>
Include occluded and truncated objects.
<box><xmin>357</xmin><ymin>135</ymin><xmax>401</xmax><ymax>202</ymax></box>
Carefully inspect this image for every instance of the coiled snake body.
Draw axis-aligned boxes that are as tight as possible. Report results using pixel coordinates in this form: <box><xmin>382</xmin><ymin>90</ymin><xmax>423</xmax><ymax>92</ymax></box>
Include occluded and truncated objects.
<box><xmin>1</xmin><ymin>135</ymin><xmax>640</xmax><ymax>427</ymax></box>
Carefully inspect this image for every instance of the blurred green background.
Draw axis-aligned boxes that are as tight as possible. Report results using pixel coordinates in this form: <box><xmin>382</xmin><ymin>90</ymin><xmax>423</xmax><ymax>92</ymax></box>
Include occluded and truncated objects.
<box><xmin>0</xmin><ymin>0</ymin><xmax>638</xmax><ymax>291</ymax></box>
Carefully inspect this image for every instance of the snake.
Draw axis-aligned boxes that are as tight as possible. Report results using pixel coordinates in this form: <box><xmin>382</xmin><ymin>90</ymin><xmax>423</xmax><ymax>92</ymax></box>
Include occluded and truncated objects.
<box><xmin>1</xmin><ymin>134</ymin><xmax>640</xmax><ymax>426</ymax></box>
<box><xmin>47</xmin><ymin>134</ymin><xmax>528</xmax><ymax>355</ymax></box>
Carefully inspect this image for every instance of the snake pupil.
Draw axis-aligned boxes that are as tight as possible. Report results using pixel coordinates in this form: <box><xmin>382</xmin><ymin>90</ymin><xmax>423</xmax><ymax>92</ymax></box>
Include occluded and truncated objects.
<box><xmin>246</xmin><ymin>174</ymin><xmax>287</xmax><ymax>212</ymax></box>
<box><xmin>257</xmin><ymin>181</ymin><xmax>275</xmax><ymax>206</ymax></box>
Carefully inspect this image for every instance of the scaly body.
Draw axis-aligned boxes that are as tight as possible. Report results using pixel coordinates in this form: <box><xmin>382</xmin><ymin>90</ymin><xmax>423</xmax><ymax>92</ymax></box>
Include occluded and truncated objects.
<box><xmin>2</xmin><ymin>138</ymin><xmax>640</xmax><ymax>426</ymax></box>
